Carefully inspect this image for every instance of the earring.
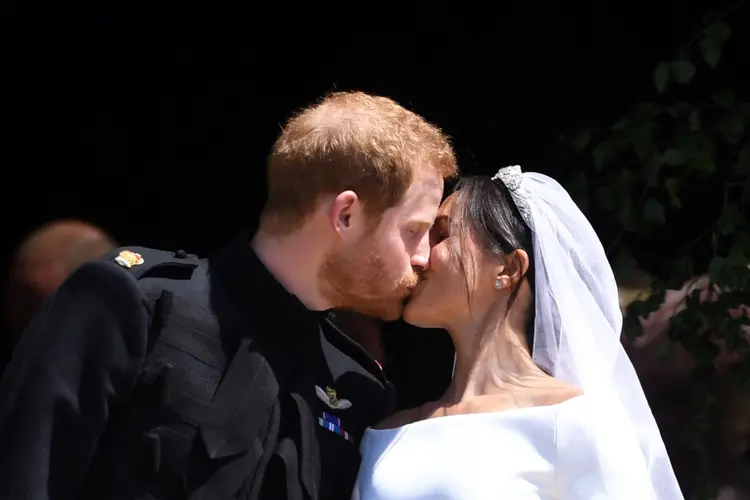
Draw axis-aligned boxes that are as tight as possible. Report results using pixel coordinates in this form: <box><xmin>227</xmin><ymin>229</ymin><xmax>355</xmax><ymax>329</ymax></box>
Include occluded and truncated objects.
<box><xmin>495</xmin><ymin>278</ymin><xmax>503</xmax><ymax>290</ymax></box>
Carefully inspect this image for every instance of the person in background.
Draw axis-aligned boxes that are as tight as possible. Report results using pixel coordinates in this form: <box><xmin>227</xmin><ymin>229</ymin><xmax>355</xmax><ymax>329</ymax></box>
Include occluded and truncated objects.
<box><xmin>1</xmin><ymin>219</ymin><xmax>117</xmax><ymax>368</ymax></box>
<box><xmin>620</xmin><ymin>271</ymin><xmax>750</xmax><ymax>499</ymax></box>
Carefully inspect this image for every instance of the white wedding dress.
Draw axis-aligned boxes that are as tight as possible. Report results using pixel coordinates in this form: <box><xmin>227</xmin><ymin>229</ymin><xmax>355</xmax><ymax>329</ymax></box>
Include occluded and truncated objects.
<box><xmin>351</xmin><ymin>168</ymin><xmax>684</xmax><ymax>499</ymax></box>
<box><xmin>352</xmin><ymin>396</ymin><xmax>657</xmax><ymax>499</ymax></box>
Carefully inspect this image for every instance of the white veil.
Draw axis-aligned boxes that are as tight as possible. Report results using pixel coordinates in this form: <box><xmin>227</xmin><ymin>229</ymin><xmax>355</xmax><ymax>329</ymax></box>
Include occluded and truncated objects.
<box><xmin>470</xmin><ymin>166</ymin><xmax>683</xmax><ymax>498</ymax></box>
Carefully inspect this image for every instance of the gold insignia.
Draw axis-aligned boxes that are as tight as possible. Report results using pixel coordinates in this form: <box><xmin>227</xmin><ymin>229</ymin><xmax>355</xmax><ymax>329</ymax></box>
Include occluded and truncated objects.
<box><xmin>315</xmin><ymin>385</ymin><xmax>352</xmax><ymax>410</ymax></box>
<box><xmin>114</xmin><ymin>250</ymin><xmax>144</xmax><ymax>269</ymax></box>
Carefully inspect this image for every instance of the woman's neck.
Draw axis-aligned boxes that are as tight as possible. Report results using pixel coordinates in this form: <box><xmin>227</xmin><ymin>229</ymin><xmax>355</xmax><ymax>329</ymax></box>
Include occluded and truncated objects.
<box><xmin>442</xmin><ymin>320</ymin><xmax>547</xmax><ymax>406</ymax></box>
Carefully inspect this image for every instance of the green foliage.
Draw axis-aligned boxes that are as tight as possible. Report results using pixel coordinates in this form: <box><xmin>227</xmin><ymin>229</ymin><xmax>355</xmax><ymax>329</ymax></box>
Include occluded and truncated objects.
<box><xmin>558</xmin><ymin>5</ymin><xmax>749</xmax><ymax>498</ymax></box>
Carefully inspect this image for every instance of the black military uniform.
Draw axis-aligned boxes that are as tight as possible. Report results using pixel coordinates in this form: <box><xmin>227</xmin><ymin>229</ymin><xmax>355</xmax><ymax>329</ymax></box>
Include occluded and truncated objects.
<box><xmin>0</xmin><ymin>231</ymin><xmax>394</xmax><ymax>500</ymax></box>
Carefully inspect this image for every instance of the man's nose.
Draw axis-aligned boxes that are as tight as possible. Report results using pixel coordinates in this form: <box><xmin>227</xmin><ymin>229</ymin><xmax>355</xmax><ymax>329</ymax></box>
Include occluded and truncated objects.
<box><xmin>410</xmin><ymin>234</ymin><xmax>431</xmax><ymax>271</ymax></box>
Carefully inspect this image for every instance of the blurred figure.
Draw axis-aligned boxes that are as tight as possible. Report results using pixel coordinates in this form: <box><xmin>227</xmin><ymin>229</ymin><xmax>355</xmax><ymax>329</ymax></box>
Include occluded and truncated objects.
<box><xmin>3</xmin><ymin>220</ymin><xmax>117</xmax><ymax>358</ymax></box>
<box><xmin>619</xmin><ymin>271</ymin><xmax>750</xmax><ymax>498</ymax></box>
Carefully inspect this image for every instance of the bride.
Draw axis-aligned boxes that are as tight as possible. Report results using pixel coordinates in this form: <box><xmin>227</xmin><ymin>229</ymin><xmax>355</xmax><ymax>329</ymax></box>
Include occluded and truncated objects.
<box><xmin>352</xmin><ymin>166</ymin><xmax>684</xmax><ymax>499</ymax></box>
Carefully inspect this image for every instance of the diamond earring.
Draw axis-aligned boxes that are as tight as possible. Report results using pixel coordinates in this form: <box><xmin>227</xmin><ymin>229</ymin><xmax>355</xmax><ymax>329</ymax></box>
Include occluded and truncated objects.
<box><xmin>495</xmin><ymin>279</ymin><xmax>503</xmax><ymax>290</ymax></box>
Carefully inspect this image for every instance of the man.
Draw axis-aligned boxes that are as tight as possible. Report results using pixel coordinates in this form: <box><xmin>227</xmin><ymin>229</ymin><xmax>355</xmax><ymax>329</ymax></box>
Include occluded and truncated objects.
<box><xmin>2</xmin><ymin>220</ymin><xmax>117</xmax><ymax>367</ymax></box>
<box><xmin>0</xmin><ymin>91</ymin><xmax>457</xmax><ymax>500</ymax></box>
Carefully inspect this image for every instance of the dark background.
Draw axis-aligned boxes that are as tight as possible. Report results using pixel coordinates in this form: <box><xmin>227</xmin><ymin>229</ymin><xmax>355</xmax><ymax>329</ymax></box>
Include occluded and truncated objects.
<box><xmin>5</xmin><ymin>3</ymin><xmax>747</xmax><ymax>406</ymax></box>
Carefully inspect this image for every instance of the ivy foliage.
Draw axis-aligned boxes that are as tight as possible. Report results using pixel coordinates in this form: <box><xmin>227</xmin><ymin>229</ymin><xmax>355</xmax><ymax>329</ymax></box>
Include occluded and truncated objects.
<box><xmin>558</xmin><ymin>3</ymin><xmax>749</xmax><ymax>498</ymax></box>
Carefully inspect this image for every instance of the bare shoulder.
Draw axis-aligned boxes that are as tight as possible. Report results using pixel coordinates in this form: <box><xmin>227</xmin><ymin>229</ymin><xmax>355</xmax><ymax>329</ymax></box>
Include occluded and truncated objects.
<box><xmin>541</xmin><ymin>381</ymin><xmax>583</xmax><ymax>406</ymax></box>
<box><xmin>372</xmin><ymin>405</ymin><xmax>431</xmax><ymax>430</ymax></box>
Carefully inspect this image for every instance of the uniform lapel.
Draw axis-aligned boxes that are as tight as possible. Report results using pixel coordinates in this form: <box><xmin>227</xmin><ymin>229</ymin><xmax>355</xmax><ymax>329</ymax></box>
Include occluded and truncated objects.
<box><xmin>198</xmin><ymin>337</ymin><xmax>278</xmax><ymax>460</ymax></box>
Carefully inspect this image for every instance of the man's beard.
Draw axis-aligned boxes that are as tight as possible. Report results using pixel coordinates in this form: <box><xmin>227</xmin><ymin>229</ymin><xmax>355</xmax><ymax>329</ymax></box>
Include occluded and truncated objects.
<box><xmin>318</xmin><ymin>237</ymin><xmax>418</xmax><ymax>321</ymax></box>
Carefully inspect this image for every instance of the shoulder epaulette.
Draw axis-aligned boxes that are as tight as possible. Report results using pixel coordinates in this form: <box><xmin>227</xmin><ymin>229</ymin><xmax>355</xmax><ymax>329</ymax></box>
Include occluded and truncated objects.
<box><xmin>105</xmin><ymin>246</ymin><xmax>200</xmax><ymax>280</ymax></box>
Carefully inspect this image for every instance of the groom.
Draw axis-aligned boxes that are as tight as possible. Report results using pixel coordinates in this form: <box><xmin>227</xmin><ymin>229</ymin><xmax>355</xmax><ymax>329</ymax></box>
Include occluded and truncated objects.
<box><xmin>0</xmin><ymin>91</ymin><xmax>457</xmax><ymax>500</ymax></box>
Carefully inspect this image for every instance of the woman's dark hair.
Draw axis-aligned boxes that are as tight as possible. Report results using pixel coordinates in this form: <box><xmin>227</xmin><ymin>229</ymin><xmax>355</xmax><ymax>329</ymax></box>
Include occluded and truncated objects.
<box><xmin>449</xmin><ymin>175</ymin><xmax>536</xmax><ymax>351</ymax></box>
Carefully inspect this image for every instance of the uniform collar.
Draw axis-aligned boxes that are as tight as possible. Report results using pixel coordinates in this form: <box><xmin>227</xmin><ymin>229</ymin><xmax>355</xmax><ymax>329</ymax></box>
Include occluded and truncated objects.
<box><xmin>209</xmin><ymin>230</ymin><xmax>330</xmax><ymax>345</ymax></box>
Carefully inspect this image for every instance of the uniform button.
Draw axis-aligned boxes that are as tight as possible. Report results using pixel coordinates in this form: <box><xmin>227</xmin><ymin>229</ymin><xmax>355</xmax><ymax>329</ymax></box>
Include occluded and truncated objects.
<box><xmin>174</xmin><ymin>249</ymin><xmax>188</xmax><ymax>259</ymax></box>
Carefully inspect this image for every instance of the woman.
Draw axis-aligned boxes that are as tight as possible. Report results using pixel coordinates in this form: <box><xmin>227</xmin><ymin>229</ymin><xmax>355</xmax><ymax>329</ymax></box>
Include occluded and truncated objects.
<box><xmin>352</xmin><ymin>166</ymin><xmax>683</xmax><ymax>499</ymax></box>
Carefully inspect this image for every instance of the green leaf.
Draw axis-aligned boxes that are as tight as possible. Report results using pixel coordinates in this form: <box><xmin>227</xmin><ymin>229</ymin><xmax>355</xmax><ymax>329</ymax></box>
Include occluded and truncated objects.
<box><xmin>622</xmin><ymin>314</ymin><xmax>643</xmax><ymax>341</ymax></box>
<box><xmin>653</xmin><ymin>62</ymin><xmax>671</xmax><ymax>94</ymax></box>
<box><xmin>668</xmin><ymin>102</ymin><xmax>691</xmax><ymax>118</ymax></box>
<box><xmin>634</xmin><ymin>102</ymin><xmax>662</xmax><ymax>119</ymax></box>
<box><xmin>631</xmin><ymin>123</ymin><xmax>656</xmax><ymax>161</ymax></box>
<box><xmin>646</xmin><ymin>155</ymin><xmax>663</xmax><ymax>187</ymax></box>
<box><xmin>612</xmin><ymin>118</ymin><xmax>629</xmax><ymax>131</ymax></box>
<box><xmin>689</xmin><ymin>109</ymin><xmax>701</xmax><ymax>132</ymax></box>
<box><xmin>688</xmin><ymin>109</ymin><xmax>701</xmax><ymax>133</ymax></box>
<box><xmin>566</xmin><ymin>170</ymin><xmax>587</xmax><ymax>191</ymax></box>
<box><xmin>729</xmin><ymin>233</ymin><xmax>750</xmax><ymax>259</ymax></box>
<box><xmin>667</xmin><ymin>256</ymin><xmax>694</xmax><ymax>287</ymax></box>
<box><xmin>700</xmin><ymin>21</ymin><xmax>731</xmax><ymax>69</ymax></box>
<box><xmin>565</xmin><ymin>170</ymin><xmax>589</xmax><ymax>208</ymax></box>
<box><xmin>717</xmin><ymin>113</ymin><xmax>746</xmax><ymax>144</ymax></box>
<box><xmin>700</xmin><ymin>38</ymin><xmax>722</xmax><ymax>69</ymax></box>
<box><xmin>671</xmin><ymin>60</ymin><xmax>696</xmax><ymax>84</ymax></box>
<box><xmin>704</xmin><ymin>20</ymin><xmax>731</xmax><ymax>44</ymax></box>
<box><xmin>595</xmin><ymin>186</ymin><xmax>616</xmax><ymax>210</ymax></box>
<box><xmin>592</xmin><ymin>143</ymin><xmax>610</xmax><ymax>171</ymax></box>
<box><xmin>657</xmin><ymin>341</ymin><xmax>676</xmax><ymax>363</ymax></box>
<box><xmin>708</xmin><ymin>256</ymin><xmax>734</xmax><ymax>288</ymax></box>
<box><xmin>613</xmin><ymin>248</ymin><xmax>639</xmax><ymax>278</ymax></box>
<box><xmin>733</xmin><ymin>143</ymin><xmax>750</xmax><ymax>175</ymax></box>
<box><xmin>662</xmin><ymin>148</ymin><xmax>688</xmax><ymax>166</ymax></box>
<box><xmin>711</xmin><ymin>90</ymin><xmax>735</xmax><ymax>110</ymax></box>
<box><xmin>688</xmin><ymin>150</ymin><xmax>717</xmax><ymax>173</ymax></box>
<box><xmin>708</xmin><ymin>255</ymin><xmax>725</xmax><ymax>277</ymax></box>
<box><xmin>616</xmin><ymin>168</ymin><xmax>636</xmax><ymax>192</ymax></box>
<box><xmin>619</xmin><ymin>203</ymin><xmax>638</xmax><ymax>232</ymax></box>
<box><xmin>726</xmin><ymin>243</ymin><xmax>750</xmax><ymax>266</ymax></box>
<box><xmin>725</xmin><ymin>314</ymin><xmax>750</xmax><ymax>351</ymax></box>
<box><xmin>719</xmin><ymin>205</ymin><xmax>743</xmax><ymax>236</ymax></box>
<box><xmin>571</xmin><ymin>129</ymin><xmax>591</xmax><ymax>151</ymax></box>
<box><xmin>665</xmin><ymin>177</ymin><xmax>682</xmax><ymax>208</ymax></box>
<box><xmin>642</xmin><ymin>198</ymin><xmax>666</xmax><ymax>225</ymax></box>
<box><xmin>642</xmin><ymin>289</ymin><xmax>667</xmax><ymax>317</ymax></box>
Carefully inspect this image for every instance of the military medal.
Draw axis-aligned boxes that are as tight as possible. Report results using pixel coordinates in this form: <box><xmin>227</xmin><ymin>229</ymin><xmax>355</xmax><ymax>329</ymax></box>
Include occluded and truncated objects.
<box><xmin>114</xmin><ymin>250</ymin><xmax>144</xmax><ymax>268</ymax></box>
<box><xmin>318</xmin><ymin>412</ymin><xmax>354</xmax><ymax>443</ymax></box>
<box><xmin>315</xmin><ymin>385</ymin><xmax>352</xmax><ymax>410</ymax></box>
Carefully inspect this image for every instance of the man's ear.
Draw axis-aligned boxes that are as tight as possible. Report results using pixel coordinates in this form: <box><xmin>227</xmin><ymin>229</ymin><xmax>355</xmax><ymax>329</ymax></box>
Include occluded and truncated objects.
<box><xmin>329</xmin><ymin>190</ymin><xmax>363</xmax><ymax>240</ymax></box>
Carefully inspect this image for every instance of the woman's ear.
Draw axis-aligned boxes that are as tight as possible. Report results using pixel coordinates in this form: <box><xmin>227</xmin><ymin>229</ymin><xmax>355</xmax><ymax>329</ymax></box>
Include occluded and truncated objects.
<box><xmin>494</xmin><ymin>274</ymin><xmax>511</xmax><ymax>290</ymax></box>
<box><xmin>492</xmin><ymin>259</ymin><xmax>511</xmax><ymax>290</ymax></box>
<box><xmin>507</xmin><ymin>249</ymin><xmax>530</xmax><ymax>283</ymax></box>
<box><xmin>495</xmin><ymin>249</ymin><xmax>530</xmax><ymax>289</ymax></box>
